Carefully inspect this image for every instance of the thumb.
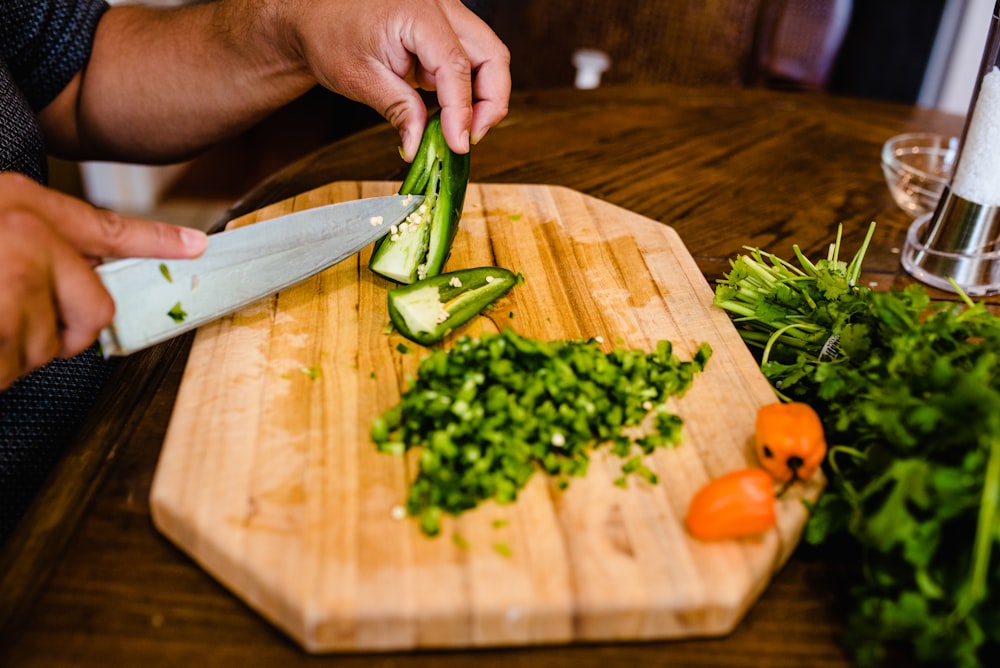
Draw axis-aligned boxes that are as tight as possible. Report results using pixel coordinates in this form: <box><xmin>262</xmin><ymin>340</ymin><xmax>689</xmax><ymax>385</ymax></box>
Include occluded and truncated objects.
<box><xmin>359</xmin><ymin>72</ymin><xmax>428</xmax><ymax>162</ymax></box>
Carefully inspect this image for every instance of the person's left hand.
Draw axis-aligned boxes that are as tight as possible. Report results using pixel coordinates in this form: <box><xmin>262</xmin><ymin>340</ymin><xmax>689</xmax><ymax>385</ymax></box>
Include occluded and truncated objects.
<box><xmin>258</xmin><ymin>0</ymin><xmax>510</xmax><ymax>160</ymax></box>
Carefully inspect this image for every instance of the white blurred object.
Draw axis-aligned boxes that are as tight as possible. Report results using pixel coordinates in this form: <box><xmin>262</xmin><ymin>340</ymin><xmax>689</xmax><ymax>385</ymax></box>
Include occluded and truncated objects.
<box><xmin>920</xmin><ymin>0</ymin><xmax>994</xmax><ymax>113</ymax></box>
<box><xmin>79</xmin><ymin>161</ymin><xmax>190</xmax><ymax>212</ymax></box>
<box><xmin>572</xmin><ymin>49</ymin><xmax>611</xmax><ymax>89</ymax></box>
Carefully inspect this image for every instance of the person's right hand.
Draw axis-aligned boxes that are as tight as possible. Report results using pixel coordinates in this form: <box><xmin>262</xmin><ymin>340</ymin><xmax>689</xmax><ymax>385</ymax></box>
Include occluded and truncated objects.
<box><xmin>266</xmin><ymin>0</ymin><xmax>511</xmax><ymax>161</ymax></box>
<box><xmin>0</xmin><ymin>172</ymin><xmax>208</xmax><ymax>390</ymax></box>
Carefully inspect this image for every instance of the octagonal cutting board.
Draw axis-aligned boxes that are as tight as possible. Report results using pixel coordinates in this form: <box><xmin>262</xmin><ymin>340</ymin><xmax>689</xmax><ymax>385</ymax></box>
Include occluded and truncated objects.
<box><xmin>150</xmin><ymin>181</ymin><xmax>823</xmax><ymax>653</ymax></box>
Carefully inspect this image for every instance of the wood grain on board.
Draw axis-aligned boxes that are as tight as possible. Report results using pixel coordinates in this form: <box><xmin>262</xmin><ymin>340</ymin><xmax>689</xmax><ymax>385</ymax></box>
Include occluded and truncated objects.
<box><xmin>150</xmin><ymin>181</ymin><xmax>822</xmax><ymax>653</ymax></box>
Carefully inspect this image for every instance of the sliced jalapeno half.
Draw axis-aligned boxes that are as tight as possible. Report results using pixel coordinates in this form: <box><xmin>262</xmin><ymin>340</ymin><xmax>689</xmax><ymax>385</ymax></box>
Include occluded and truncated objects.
<box><xmin>368</xmin><ymin>111</ymin><xmax>470</xmax><ymax>284</ymax></box>
<box><xmin>387</xmin><ymin>267</ymin><xmax>518</xmax><ymax>345</ymax></box>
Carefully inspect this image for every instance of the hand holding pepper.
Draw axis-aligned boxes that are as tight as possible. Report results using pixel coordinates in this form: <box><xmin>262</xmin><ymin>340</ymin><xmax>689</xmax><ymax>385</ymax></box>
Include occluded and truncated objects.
<box><xmin>269</xmin><ymin>0</ymin><xmax>511</xmax><ymax>160</ymax></box>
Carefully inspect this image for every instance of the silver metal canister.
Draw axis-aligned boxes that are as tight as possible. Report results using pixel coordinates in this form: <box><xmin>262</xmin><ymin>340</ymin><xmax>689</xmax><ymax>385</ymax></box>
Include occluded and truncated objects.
<box><xmin>902</xmin><ymin>0</ymin><xmax>1000</xmax><ymax>296</ymax></box>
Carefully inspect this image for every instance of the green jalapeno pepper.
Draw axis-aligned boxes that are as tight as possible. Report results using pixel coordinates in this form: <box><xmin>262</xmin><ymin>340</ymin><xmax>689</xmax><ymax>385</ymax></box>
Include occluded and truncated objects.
<box><xmin>368</xmin><ymin>111</ymin><xmax>470</xmax><ymax>284</ymax></box>
<box><xmin>387</xmin><ymin>267</ymin><xmax>518</xmax><ymax>345</ymax></box>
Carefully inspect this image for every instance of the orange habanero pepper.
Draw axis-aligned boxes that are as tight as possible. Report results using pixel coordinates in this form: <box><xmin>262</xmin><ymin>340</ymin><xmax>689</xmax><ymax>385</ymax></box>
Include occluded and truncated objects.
<box><xmin>755</xmin><ymin>402</ymin><xmax>827</xmax><ymax>484</ymax></box>
<box><xmin>684</xmin><ymin>468</ymin><xmax>777</xmax><ymax>541</ymax></box>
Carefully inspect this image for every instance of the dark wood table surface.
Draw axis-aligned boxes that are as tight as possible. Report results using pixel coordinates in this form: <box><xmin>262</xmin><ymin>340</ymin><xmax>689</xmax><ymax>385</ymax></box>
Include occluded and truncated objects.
<box><xmin>0</xmin><ymin>83</ymin><xmax>981</xmax><ymax>667</ymax></box>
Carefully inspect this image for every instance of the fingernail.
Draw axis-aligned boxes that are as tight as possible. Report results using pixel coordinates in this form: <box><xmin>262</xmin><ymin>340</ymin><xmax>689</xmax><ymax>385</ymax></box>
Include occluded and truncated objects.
<box><xmin>460</xmin><ymin>130</ymin><xmax>471</xmax><ymax>153</ymax></box>
<box><xmin>401</xmin><ymin>130</ymin><xmax>414</xmax><ymax>162</ymax></box>
<box><xmin>180</xmin><ymin>227</ymin><xmax>207</xmax><ymax>252</ymax></box>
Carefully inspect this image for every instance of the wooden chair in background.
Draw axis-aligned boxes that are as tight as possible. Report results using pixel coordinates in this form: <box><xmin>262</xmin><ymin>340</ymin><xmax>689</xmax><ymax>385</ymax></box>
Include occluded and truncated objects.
<box><xmin>485</xmin><ymin>0</ymin><xmax>854</xmax><ymax>92</ymax></box>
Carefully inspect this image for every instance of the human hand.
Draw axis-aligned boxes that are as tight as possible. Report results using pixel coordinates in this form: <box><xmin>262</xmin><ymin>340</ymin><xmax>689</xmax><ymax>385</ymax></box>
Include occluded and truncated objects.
<box><xmin>0</xmin><ymin>173</ymin><xmax>208</xmax><ymax>389</ymax></box>
<box><xmin>267</xmin><ymin>0</ymin><xmax>510</xmax><ymax>160</ymax></box>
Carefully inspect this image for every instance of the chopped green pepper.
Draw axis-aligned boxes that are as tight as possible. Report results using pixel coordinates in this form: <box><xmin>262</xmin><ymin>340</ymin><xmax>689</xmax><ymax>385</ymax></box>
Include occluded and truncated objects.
<box><xmin>372</xmin><ymin>328</ymin><xmax>712</xmax><ymax>536</ymax></box>
<box><xmin>167</xmin><ymin>301</ymin><xmax>187</xmax><ymax>323</ymax></box>
<box><xmin>368</xmin><ymin>111</ymin><xmax>470</xmax><ymax>284</ymax></box>
<box><xmin>387</xmin><ymin>267</ymin><xmax>518</xmax><ymax>345</ymax></box>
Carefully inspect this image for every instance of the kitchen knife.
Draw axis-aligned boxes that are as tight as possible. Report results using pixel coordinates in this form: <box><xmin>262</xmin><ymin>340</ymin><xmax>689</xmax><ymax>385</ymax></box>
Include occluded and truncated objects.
<box><xmin>96</xmin><ymin>194</ymin><xmax>425</xmax><ymax>357</ymax></box>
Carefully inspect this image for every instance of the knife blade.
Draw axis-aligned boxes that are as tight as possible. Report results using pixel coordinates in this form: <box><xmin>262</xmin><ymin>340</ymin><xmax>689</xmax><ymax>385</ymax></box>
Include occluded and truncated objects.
<box><xmin>96</xmin><ymin>193</ymin><xmax>425</xmax><ymax>357</ymax></box>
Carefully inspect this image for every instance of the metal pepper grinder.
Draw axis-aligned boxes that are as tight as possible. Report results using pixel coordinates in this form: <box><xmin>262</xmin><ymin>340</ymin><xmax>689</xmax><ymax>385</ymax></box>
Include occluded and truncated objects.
<box><xmin>902</xmin><ymin>0</ymin><xmax>1000</xmax><ymax>296</ymax></box>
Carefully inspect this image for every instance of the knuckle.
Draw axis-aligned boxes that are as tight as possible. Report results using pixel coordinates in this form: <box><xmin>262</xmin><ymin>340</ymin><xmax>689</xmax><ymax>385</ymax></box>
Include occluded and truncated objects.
<box><xmin>383</xmin><ymin>99</ymin><xmax>412</xmax><ymax>129</ymax></box>
<box><xmin>97</xmin><ymin>209</ymin><xmax>130</xmax><ymax>246</ymax></box>
<box><xmin>444</xmin><ymin>47</ymin><xmax>472</xmax><ymax>78</ymax></box>
<box><xmin>495</xmin><ymin>43</ymin><xmax>511</xmax><ymax>66</ymax></box>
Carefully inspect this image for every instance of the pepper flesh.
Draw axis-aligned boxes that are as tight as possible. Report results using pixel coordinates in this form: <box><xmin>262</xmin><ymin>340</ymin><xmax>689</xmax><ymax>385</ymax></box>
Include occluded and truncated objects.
<box><xmin>387</xmin><ymin>267</ymin><xmax>517</xmax><ymax>345</ymax></box>
<box><xmin>754</xmin><ymin>402</ymin><xmax>827</xmax><ymax>483</ymax></box>
<box><xmin>368</xmin><ymin>111</ymin><xmax>470</xmax><ymax>284</ymax></box>
<box><xmin>685</xmin><ymin>467</ymin><xmax>777</xmax><ymax>541</ymax></box>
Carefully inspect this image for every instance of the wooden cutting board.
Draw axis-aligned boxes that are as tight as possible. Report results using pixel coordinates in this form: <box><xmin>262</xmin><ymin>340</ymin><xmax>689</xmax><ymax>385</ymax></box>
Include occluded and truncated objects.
<box><xmin>150</xmin><ymin>181</ymin><xmax>823</xmax><ymax>653</ymax></box>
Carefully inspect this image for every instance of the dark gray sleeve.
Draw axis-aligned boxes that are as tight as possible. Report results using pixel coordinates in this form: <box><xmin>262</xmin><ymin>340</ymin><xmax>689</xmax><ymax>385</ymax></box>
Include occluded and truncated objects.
<box><xmin>2</xmin><ymin>0</ymin><xmax>110</xmax><ymax>111</ymax></box>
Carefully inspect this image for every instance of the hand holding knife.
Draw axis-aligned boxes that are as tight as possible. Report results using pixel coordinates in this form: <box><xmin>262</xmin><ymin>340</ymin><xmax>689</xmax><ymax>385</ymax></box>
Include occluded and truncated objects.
<box><xmin>96</xmin><ymin>194</ymin><xmax>425</xmax><ymax>356</ymax></box>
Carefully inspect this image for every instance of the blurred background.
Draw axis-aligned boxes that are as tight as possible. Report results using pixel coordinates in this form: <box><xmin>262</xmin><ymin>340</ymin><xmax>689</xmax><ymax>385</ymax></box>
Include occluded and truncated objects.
<box><xmin>48</xmin><ymin>0</ymin><xmax>995</xmax><ymax>224</ymax></box>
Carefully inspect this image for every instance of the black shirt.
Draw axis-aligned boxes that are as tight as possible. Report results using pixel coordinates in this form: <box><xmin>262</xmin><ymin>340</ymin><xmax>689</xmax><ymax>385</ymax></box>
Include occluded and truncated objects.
<box><xmin>1</xmin><ymin>0</ymin><xmax>108</xmax><ymax>181</ymax></box>
<box><xmin>0</xmin><ymin>0</ymin><xmax>112</xmax><ymax>545</ymax></box>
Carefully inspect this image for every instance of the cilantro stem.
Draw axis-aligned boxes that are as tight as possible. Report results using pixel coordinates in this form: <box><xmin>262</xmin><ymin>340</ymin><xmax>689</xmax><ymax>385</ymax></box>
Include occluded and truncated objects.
<box><xmin>950</xmin><ymin>436</ymin><xmax>1000</xmax><ymax>624</ymax></box>
<box><xmin>794</xmin><ymin>245</ymin><xmax>820</xmax><ymax>277</ymax></box>
<box><xmin>827</xmin><ymin>445</ymin><xmax>866</xmax><ymax>502</ymax></box>
<box><xmin>750</xmin><ymin>248</ymin><xmax>807</xmax><ymax>277</ymax></box>
<box><xmin>715</xmin><ymin>300</ymin><xmax>757</xmax><ymax>318</ymax></box>
<box><xmin>846</xmin><ymin>222</ymin><xmax>876</xmax><ymax>287</ymax></box>
<box><xmin>762</xmin><ymin>323</ymin><xmax>817</xmax><ymax>365</ymax></box>
<box><xmin>741</xmin><ymin>257</ymin><xmax>783</xmax><ymax>288</ymax></box>
<box><xmin>830</xmin><ymin>224</ymin><xmax>843</xmax><ymax>263</ymax></box>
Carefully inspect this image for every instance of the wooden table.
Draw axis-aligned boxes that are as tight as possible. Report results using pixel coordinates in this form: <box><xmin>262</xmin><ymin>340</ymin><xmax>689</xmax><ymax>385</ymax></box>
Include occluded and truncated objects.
<box><xmin>0</xmin><ymin>83</ymin><xmax>977</xmax><ymax>667</ymax></box>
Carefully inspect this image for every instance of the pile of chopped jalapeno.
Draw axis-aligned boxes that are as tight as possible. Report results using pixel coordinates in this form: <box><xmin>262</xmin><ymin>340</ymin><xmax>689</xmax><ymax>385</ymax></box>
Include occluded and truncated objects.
<box><xmin>371</xmin><ymin>327</ymin><xmax>712</xmax><ymax>536</ymax></box>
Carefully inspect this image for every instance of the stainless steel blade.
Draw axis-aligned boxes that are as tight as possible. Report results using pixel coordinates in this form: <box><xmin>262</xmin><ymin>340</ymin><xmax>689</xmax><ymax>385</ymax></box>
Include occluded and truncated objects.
<box><xmin>97</xmin><ymin>194</ymin><xmax>425</xmax><ymax>356</ymax></box>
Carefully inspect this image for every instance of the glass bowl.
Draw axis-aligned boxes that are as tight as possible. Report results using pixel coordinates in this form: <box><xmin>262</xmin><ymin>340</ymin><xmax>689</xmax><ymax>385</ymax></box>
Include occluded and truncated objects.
<box><xmin>881</xmin><ymin>132</ymin><xmax>958</xmax><ymax>217</ymax></box>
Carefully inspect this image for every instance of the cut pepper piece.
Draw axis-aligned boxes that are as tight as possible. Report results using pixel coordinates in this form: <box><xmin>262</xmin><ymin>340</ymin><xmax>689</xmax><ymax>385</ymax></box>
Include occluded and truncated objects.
<box><xmin>368</xmin><ymin>111</ymin><xmax>470</xmax><ymax>284</ymax></box>
<box><xmin>387</xmin><ymin>267</ymin><xmax>518</xmax><ymax>345</ymax></box>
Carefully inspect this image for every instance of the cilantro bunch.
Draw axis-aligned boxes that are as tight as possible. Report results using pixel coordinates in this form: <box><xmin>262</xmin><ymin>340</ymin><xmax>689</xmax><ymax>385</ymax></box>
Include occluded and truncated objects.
<box><xmin>716</xmin><ymin>224</ymin><xmax>1000</xmax><ymax>667</ymax></box>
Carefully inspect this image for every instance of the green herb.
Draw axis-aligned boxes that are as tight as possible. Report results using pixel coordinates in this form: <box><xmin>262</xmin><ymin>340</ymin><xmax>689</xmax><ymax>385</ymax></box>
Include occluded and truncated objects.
<box><xmin>372</xmin><ymin>327</ymin><xmax>710</xmax><ymax>536</ymax></box>
<box><xmin>716</xmin><ymin>223</ymin><xmax>1000</xmax><ymax>668</ymax></box>
<box><xmin>492</xmin><ymin>519</ymin><xmax>508</xmax><ymax>529</ymax></box>
<box><xmin>159</xmin><ymin>263</ymin><xmax>173</xmax><ymax>283</ymax></box>
<box><xmin>621</xmin><ymin>455</ymin><xmax>658</xmax><ymax>484</ymax></box>
<box><xmin>300</xmin><ymin>366</ymin><xmax>321</xmax><ymax>380</ymax></box>
<box><xmin>452</xmin><ymin>533</ymin><xmax>470</xmax><ymax>550</ymax></box>
<box><xmin>509</xmin><ymin>214</ymin><xmax>522</xmax><ymax>221</ymax></box>
<box><xmin>396</xmin><ymin>343</ymin><xmax>411</xmax><ymax>354</ymax></box>
<box><xmin>167</xmin><ymin>302</ymin><xmax>187</xmax><ymax>323</ymax></box>
<box><xmin>493</xmin><ymin>542</ymin><xmax>512</xmax><ymax>558</ymax></box>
